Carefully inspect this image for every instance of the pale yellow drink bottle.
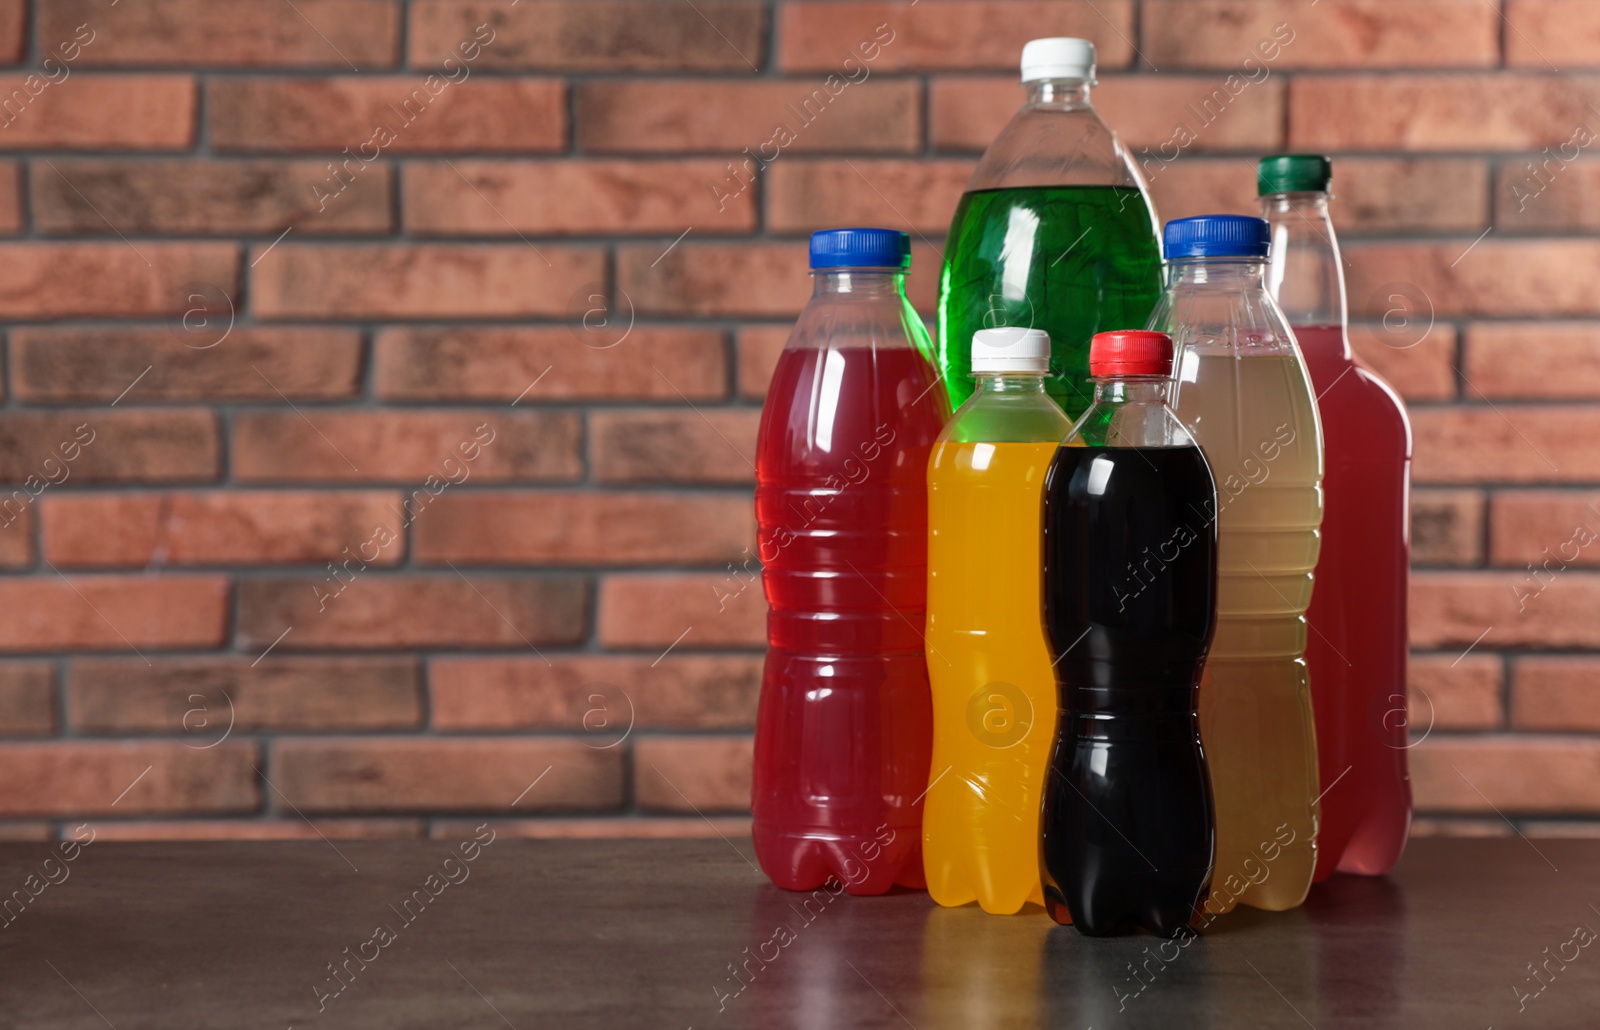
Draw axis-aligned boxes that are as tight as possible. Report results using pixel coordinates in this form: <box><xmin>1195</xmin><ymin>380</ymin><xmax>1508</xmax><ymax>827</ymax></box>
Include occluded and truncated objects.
<box><xmin>1149</xmin><ymin>216</ymin><xmax>1323</xmax><ymax>914</ymax></box>
<box><xmin>923</xmin><ymin>327</ymin><xmax>1072</xmax><ymax>914</ymax></box>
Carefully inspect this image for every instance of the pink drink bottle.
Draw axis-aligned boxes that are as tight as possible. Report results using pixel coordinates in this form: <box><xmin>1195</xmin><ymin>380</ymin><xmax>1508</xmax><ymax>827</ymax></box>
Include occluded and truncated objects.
<box><xmin>1260</xmin><ymin>155</ymin><xmax>1412</xmax><ymax>880</ymax></box>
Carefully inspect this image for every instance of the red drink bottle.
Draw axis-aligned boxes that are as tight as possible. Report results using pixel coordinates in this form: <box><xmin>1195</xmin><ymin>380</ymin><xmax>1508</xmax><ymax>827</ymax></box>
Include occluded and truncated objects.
<box><xmin>1260</xmin><ymin>156</ymin><xmax>1412</xmax><ymax>880</ymax></box>
<box><xmin>753</xmin><ymin>229</ymin><xmax>949</xmax><ymax>895</ymax></box>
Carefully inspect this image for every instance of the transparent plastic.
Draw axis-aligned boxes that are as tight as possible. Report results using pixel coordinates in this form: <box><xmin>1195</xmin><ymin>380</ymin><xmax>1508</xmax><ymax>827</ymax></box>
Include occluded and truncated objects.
<box><xmin>923</xmin><ymin>370</ymin><xmax>1072</xmax><ymax>914</ymax></box>
<box><xmin>753</xmin><ymin>267</ymin><xmax>950</xmax><ymax>896</ymax></box>
<box><xmin>937</xmin><ymin>80</ymin><xmax>1163</xmax><ymax>417</ymax></box>
<box><xmin>1148</xmin><ymin>255</ymin><xmax>1324</xmax><ymax>914</ymax></box>
<box><xmin>1040</xmin><ymin>376</ymin><xmax>1218</xmax><ymax>936</ymax></box>
<box><xmin>1264</xmin><ymin>189</ymin><xmax>1413</xmax><ymax>882</ymax></box>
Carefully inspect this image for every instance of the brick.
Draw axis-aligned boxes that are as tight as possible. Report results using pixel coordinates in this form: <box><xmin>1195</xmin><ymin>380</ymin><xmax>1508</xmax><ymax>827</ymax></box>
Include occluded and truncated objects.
<box><xmin>1411</xmin><ymin>572</ymin><xmax>1600</xmax><ymax>649</ymax></box>
<box><xmin>591</xmin><ymin>410</ymin><xmax>759</xmax><ymax>484</ymax></box>
<box><xmin>931</xmin><ymin>74</ymin><xmax>1285</xmax><ymax>153</ymax></box>
<box><xmin>1409</xmin><ymin>817</ymin><xmax>1510</xmax><ymax>837</ymax></box>
<box><xmin>1144</xmin><ymin>159</ymin><xmax>1257</xmax><ymax>224</ymax></box>
<box><xmin>0</xmin><ymin>663</ymin><xmax>55</xmax><ymax>735</ymax></box>
<box><xmin>429</xmin><ymin>655</ymin><xmax>761</xmax><ymax>730</ymax></box>
<box><xmin>415</xmin><ymin>494</ymin><xmax>754</xmax><ymax>567</ymax></box>
<box><xmin>1523</xmin><ymin>821</ymin><xmax>1600</xmax><ymax>838</ymax></box>
<box><xmin>576</xmin><ymin>79</ymin><xmax>920</xmax><ymax>153</ymax></box>
<box><xmin>738</xmin><ymin>326</ymin><xmax>790</xmax><ymax>400</ymax></box>
<box><xmin>1465</xmin><ymin>323</ymin><xmax>1600</xmax><ymax>400</ymax></box>
<box><xmin>0</xmin><ymin>824</ymin><xmax>52</xmax><ymax>841</ymax></box>
<box><xmin>1411</xmin><ymin>737</ymin><xmax>1600</xmax><ymax>814</ymax></box>
<box><xmin>275</xmin><ymin>738</ymin><xmax>624</xmax><ymax>812</ymax></box>
<box><xmin>1511</xmin><ymin>657</ymin><xmax>1600</xmax><ymax>731</ymax></box>
<box><xmin>89</xmin><ymin>819</ymin><xmax>423</xmax><ymax>841</ymax></box>
<box><xmin>0</xmin><ymin>243</ymin><xmax>236</xmax><ymax>319</ymax></box>
<box><xmin>250</xmin><ymin>244</ymin><xmax>602</xmax><ymax>320</ymax></box>
<box><xmin>1504</xmin><ymin>1</ymin><xmax>1600</xmax><ymax>68</ymax></box>
<box><xmin>1333</xmin><ymin>159</ymin><xmax>1491</xmax><ymax>235</ymax></box>
<box><xmin>0</xmin><ymin>505</ymin><xmax>30</xmax><ymax>568</ymax></box>
<box><xmin>1488</xmin><ymin>491</ymin><xmax>1600</xmax><ymax>568</ymax></box>
<box><xmin>1412</xmin><ymin>407</ymin><xmax>1600</xmax><ymax>484</ymax></box>
<box><xmin>0</xmin><ymin>742</ymin><xmax>258</xmax><ymax>816</ymax></box>
<box><xmin>404</xmin><ymin>159</ymin><xmax>754</xmax><ymax>235</ymax></box>
<box><xmin>0</xmin><ymin>75</ymin><xmax>195</xmax><ymax>150</ymax></box>
<box><xmin>237</xmin><ymin>575</ymin><xmax>589</xmax><ymax>650</ymax></box>
<box><xmin>0</xmin><ymin>162</ymin><xmax>20</xmax><ymax>234</ymax></box>
<box><xmin>0</xmin><ymin>0</ymin><xmax>20</xmax><ymax>64</ymax></box>
<box><xmin>1496</xmin><ymin>157</ymin><xmax>1600</xmax><ymax>232</ymax></box>
<box><xmin>1290</xmin><ymin>75</ymin><xmax>1600</xmax><ymax>152</ymax></box>
<box><xmin>42</xmin><ymin>0</ymin><xmax>401</xmax><ymax>68</ymax></box>
<box><xmin>33</xmin><ymin>159</ymin><xmax>392</xmax><ymax>235</ymax></box>
<box><xmin>69</xmin><ymin>657</ymin><xmax>421</xmax><ymax>733</ymax></box>
<box><xmin>766</xmin><ymin>159</ymin><xmax>973</xmax><ymax>234</ymax></box>
<box><xmin>0</xmin><ymin>576</ymin><xmax>228</xmax><ymax>652</ymax></box>
<box><xmin>209</xmin><ymin>78</ymin><xmax>565</xmax><ymax>153</ymax></box>
<box><xmin>1411</xmin><ymin>489</ymin><xmax>1485</xmax><ymax>567</ymax></box>
<box><xmin>619</xmin><ymin>241</ymin><xmax>940</xmax><ymax>317</ymax></box>
<box><xmin>598</xmin><ymin>573</ymin><xmax>766</xmax><ymax>648</ymax></box>
<box><xmin>779</xmin><ymin>2</ymin><xmax>1132</xmax><ymax>71</ymax></box>
<box><xmin>0</xmin><ymin>412</ymin><xmax>219</xmax><ymax>484</ymax></box>
<box><xmin>1348</xmin><ymin>322</ymin><xmax>1457</xmax><ymax>402</ymax></box>
<box><xmin>374</xmin><ymin>328</ymin><xmax>728</xmax><ymax>402</ymax></box>
<box><xmin>432</xmin><ymin>816</ymin><xmax>752</xmax><ymax>839</ymax></box>
<box><xmin>10</xmin><ymin>329</ymin><xmax>365</xmax><ymax>403</ymax></box>
<box><xmin>42</xmin><ymin>492</ymin><xmax>405</xmax><ymax>568</ymax></box>
<box><xmin>1142</xmin><ymin>0</ymin><xmax>1496</xmax><ymax>69</ymax></box>
<box><xmin>1348</xmin><ymin>241</ymin><xmax>1600</xmax><ymax>320</ymax></box>
<box><xmin>410</xmin><ymin>1</ymin><xmax>767</xmax><ymax>71</ymax></box>
<box><xmin>1409</xmin><ymin>653</ymin><xmax>1502</xmax><ymax>732</ymax></box>
<box><xmin>232</xmin><ymin>411</ymin><xmax>580</xmax><ymax>483</ymax></box>
<box><xmin>636</xmin><ymin>736</ymin><xmax>753</xmax><ymax>813</ymax></box>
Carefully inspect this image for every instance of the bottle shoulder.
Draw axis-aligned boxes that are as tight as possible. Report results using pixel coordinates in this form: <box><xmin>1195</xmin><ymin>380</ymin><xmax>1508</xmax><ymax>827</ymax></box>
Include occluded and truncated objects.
<box><xmin>969</xmin><ymin>105</ymin><xmax>1144</xmax><ymax>191</ymax></box>
<box><xmin>938</xmin><ymin>393</ymin><xmax>1073</xmax><ymax>444</ymax></box>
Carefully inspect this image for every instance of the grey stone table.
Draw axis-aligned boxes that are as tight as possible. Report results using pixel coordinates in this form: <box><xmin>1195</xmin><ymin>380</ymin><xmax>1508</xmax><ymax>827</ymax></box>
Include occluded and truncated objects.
<box><xmin>0</xmin><ymin>835</ymin><xmax>1596</xmax><ymax>1028</ymax></box>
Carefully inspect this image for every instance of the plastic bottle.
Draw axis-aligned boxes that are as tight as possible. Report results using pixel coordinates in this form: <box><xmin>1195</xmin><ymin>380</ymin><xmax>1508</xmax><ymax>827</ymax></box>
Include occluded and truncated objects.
<box><xmin>1039</xmin><ymin>330</ymin><xmax>1218</xmax><ymax>937</ymax></box>
<box><xmin>1260</xmin><ymin>155</ymin><xmax>1412</xmax><ymax>881</ymax></box>
<box><xmin>923</xmin><ymin>326</ymin><xmax>1073</xmax><ymax>914</ymax></box>
<box><xmin>753</xmin><ymin>228</ymin><xmax>950</xmax><ymax>896</ymax></box>
<box><xmin>937</xmin><ymin>36</ymin><xmax>1163</xmax><ymax>419</ymax></box>
<box><xmin>1147</xmin><ymin>215</ymin><xmax>1323</xmax><ymax>914</ymax></box>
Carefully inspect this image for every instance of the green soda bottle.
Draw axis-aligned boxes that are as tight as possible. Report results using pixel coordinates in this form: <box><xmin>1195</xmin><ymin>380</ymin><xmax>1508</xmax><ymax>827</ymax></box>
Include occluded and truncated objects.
<box><xmin>937</xmin><ymin>37</ymin><xmax>1163</xmax><ymax>418</ymax></box>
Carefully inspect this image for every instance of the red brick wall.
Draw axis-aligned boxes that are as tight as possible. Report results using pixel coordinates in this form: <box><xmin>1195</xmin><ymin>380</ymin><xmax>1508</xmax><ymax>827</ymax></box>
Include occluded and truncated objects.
<box><xmin>0</xmin><ymin>0</ymin><xmax>1592</xmax><ymax>841</ymax></box>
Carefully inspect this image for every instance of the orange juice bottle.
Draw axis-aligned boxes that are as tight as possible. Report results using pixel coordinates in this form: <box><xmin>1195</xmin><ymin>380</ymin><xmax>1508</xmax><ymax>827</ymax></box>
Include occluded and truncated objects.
<box><xmin>924</xmin><ymin>327</ymin><xmax>1072</xmax><ymax>914</ymax></box>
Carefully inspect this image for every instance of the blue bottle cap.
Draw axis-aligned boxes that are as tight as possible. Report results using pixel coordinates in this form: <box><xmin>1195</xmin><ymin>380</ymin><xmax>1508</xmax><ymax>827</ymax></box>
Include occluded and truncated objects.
<box><xmin>809</xmin><ymin>228</ymin><xmax>912</xmax><ymax>270</ymax></box>
<box><xmin>1163</xmin><ymin>215</ymin><xmax>1270</xmax><ymax>260</ymax></box>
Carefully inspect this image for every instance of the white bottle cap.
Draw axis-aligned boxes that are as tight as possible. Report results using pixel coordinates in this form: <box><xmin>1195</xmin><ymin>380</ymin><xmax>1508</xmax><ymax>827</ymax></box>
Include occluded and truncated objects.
<box><xmin>1021</xmin><ymin>37</ymin><xmax>1096</xmax><ymax>83</ymax></box>
<box><xmin>972</xmin><ymin>327</ymin><xmax>1051</xmax><ymax>373</ymax></box>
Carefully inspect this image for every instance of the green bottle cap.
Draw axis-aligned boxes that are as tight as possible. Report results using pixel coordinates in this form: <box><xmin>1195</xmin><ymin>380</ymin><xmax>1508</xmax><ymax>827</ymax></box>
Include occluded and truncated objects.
<box><xmin>1257</xmin><ymin>154</ymin><xmax>1332</xmax><ymax>196</ymax></box>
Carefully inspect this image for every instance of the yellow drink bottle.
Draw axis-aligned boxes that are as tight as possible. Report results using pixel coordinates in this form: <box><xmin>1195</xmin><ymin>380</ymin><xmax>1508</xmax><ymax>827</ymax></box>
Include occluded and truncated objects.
<box><xmin>1150</xmin><ymin>216</ymin><xmax>1324</xmax><ymax>914</ymax></box>
<box><xmin>924</xmin><ymin>327</ymin><xmax>1072</xmax><ymax>914</ymax></box>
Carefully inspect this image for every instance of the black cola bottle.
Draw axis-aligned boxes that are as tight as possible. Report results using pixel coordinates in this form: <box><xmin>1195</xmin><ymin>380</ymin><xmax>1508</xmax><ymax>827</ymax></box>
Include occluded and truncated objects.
<box><xmin>1039</xmin><ymin>330</ymin><xmax>1218</xmax><ymax>937</ymax></box>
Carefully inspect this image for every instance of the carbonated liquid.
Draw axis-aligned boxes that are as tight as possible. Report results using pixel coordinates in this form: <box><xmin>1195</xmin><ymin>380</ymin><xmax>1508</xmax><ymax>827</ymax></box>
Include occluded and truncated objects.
<box><xmin>924</xmin><ymin>439</ymin><xmax>1059</xmax><ymax>914</ymax></box>
<box><xmin>1295</xmin><ymin>324</ymin><xmax>1413</xmax><ymax>880</ymax></box>
<box><xmin>1040</xmin><ymin>443</ymin><xmax>1217</xmax><ymax>937</ymax></box>
<box><xmin>938</xmin><ymin>186</ymin><xmax>1163</xmax><ymax>417</ymax></box>
<box><xmin>754</xmin><ymin>344</ymin><xmax>947</xmax><ymax>895</ymax></box>
<box><xmin>1171</xmin><ymin>350</ymin><xmax>1321</xmax><ymax>913</ymax></box>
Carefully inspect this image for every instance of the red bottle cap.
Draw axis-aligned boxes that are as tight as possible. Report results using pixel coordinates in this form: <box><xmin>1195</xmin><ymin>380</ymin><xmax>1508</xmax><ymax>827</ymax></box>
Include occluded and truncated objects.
<box><xmin>1090</xmin><ymin>330</ymin><xmax>1174</xmax><ymax>377</ymax></box>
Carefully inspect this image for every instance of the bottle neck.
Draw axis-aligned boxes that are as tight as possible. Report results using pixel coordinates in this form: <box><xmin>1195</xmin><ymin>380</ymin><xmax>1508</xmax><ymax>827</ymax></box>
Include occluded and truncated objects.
<box><xmin>1093</xmin><ymin>378</ymin><xmax>1170</xmax><ymax>405</ymax></box>
<box><xmin>811</xmin><ymin>268</ymin><xmax>906</xmax><ymax>298</ymax></box>
<box><xmin>1260</xmin><ymin>190</ymin><xmax>1348</xmax><ymax>342</ymax></box>
<box><xmin>1024</xmin><ymin>78</ymin><xmax>1092</xmax><ymax>110</ymax></box>
<box><xmin>1167</xmin><ymin>256</ymin><xmax>1268</xmax><ymax>288</ymax></box>
<box><xmin>974</xmin><ymin>372</ymin><xmax>1049</xmax><ymax>394</ymax></box>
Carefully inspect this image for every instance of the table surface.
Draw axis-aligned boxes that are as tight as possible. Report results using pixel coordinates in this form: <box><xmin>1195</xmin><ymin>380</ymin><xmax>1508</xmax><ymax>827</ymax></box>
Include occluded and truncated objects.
<box><xmin>1</xmin><ymin>834</ymin><xmax>1597</xmax><ymax>1029</ymax></box>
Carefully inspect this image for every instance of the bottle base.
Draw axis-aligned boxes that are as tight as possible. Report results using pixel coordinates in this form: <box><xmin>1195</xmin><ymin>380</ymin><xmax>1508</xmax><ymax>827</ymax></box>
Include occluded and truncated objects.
<box><xmin>753</xmin><ymin>824</ymin><xmax>924</xmax><ymax>897</ymax></box>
